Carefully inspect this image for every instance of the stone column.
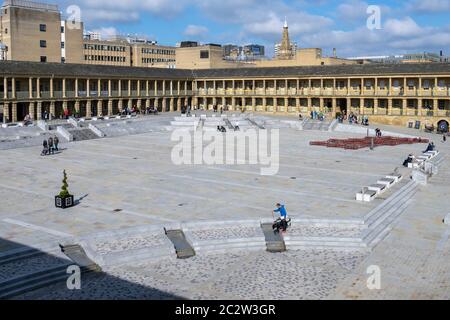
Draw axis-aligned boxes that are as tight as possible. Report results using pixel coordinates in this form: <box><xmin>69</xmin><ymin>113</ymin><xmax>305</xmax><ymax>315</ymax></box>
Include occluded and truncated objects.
<box><xmin>252</xmin><ymin>97</ymin><xmax>256</xmax><ymax>111</ymax></box>
<box><xmin>433</xmin><ymin>99</ymin><xmax>438</xmax><ymax>116</ymax></box>
<box><xmin>359</xmin><ymin>98</ymin><xmax>364</xmax><ymax>115</ymax></box>
<box><xmin>74</xmin><ymin>101</ymin><xmax>80</xmax><ymax>115</ymax></box>
<box><xmin>108</xmin><ymin>80</ymin><xmax>112</xmax><ymax>97</ymax></box>
<box><xmin>320</xmin><ymin>98</ymin><xmax>325</xmax><ymax>112</ymax></box>
<box><xmin>3</xmin><ymin>77</ymin><xmax>7</xmax><ymax>99</ymax></box>
<box><xmin>12</xmin><ymin>102</ymin><xmax>17</xmax><ymax>123</ymax></box>
<box><xmin>332</xmin><ymin>98</ymin><xmax>337</xmax><ymax>116</ymax></box>
<box><xmin>49</xmin><ymin>78</ymin><xmax>53</xmax><ymax>99</ymax></box>
<box><xmin>387</xmin><ymin>99</ymin><xmax>393</xmax><ymax>116</ymax></box>
<box><xmin>177</xmin><ymin>98</ymin><xmax>182</xmax><ymax>112</ymax></box>
<box><xmin>263</xmin><ymin>97</ymin><xmax>267</xmax><ymax>112</ymax></box>
<box><xmin>137</xmin><ymin>80</ymin><xmax>141</xmax><ymax>97</ymax></box>
<box><xmin>11</xmin><ymin>78</ymin><xmax>16</xmax><ymax>99</ymax></box>
<box><xmin>128</xmin><ymin>80</ymin><xmax>131</xmax><ymax>97</ymax></box>
<box><xmin>74</xmin><ymin>78</ymin><xmax>78</xmax><ymax>98</ymax></box>
<box><xmin>402</xmin><ymin>99</ymin><xmax>407</xmax><ymax>116</ymax></box>
<box><xmin>417</xmin><ymin>99</ymin><xmax>422</xmax><ymax>116</ymax></box>
<box><xmin>86</xmin><ymin>79</ymin><xmax>90</xmax><ymax>97</ymax></box>
<box><xmin>296</xmin><ymin>98</ymin><xmax>300</xmax><ymax>113</ymax></box>
<box><xmin>137</xmin><ymin>99</ymin><xmax>142</xmax><ymax>112</ymax></box>
<box><xmin>155</xmin><ymin>80</ymin><xmax>158</xmax><ymax>96</ymax></box>
<box><xmin>108</xmin><ymin>100</ymin><xmax>113</xmax><ymax>116</ymax></box>
<box><xmin>155</xmin><ymin>98</ymin><xmax>159</xmax><ymax>111</ymax></box>
<box><xmin>284</xmin><ymin>97</ymin><xmax>288</xmax><ymax>113</ymax></box>
<box><xmin>50</xmin><ymin>101</ymin><xmax>55</xmax><ymax>119</ymax></box>
<box><xmin>146</xmin><ymin>99</ymin><xmax>150</xmax><ymax>110</ymax></box>
<box><xmin>63</xmin><ymin>101</ymin><xmax>68</xmax><ymax>115</ymax></box>
<box><xmin>62</xmin><ymin>78</ymin><xmax>66</xmax><ymax>98</ymax></box>
<box><xmin>29</xmin><ymin>102</ymin><xmax>35</xmax><ymax>120</ymax></box>
<box><xmin>118</xmin><ymin>99</ymin><xmax>123</xmax><ymax>113</ymax></box>
<box><xmin>146</xmin><ymin>80</ymin><xmax>149</xmax><ymax>97</ymax></box>
<box><xmin>373</xmin><ymin>99</ymin><xmax>378</xmax><ymax>115</ymax></box>
<box><xmin>3</xmin><ymin>102</ymin><xmax>9</xmax><ymax>123</ymax></box>
<box><xmin>97</xmin><ymin>100</ymin><xmax>103</xmax><ymax>117</ymax></box>
<box><xmin>231</xmin><ymin>97</ymin><xmax>236</xmax><ymax>111</ymax></box>
<box><xmin>162</xmin><ymin>81</ymin><xmax>166</xmax><ymax>96</ymax></box>
<box><xmin>127</xmin><ymin>99</ymin><xmax>132</xmax><ymax>110</ymax></box>
<box><xmin>346</xmin><ymin>98</ymin><xmax>351</xmax><ymax>116</ymax></box>
<box><xmin>307</xmin><ymin>98</ymin><xmax>312</xmax><ymax>113</ymax></box>
<box><xmin>86</xmin><ymin>100</ymin><xmax>92</xmax><ymax>118</ymax></box>
<box><xmin>118</xmin><ymin>80</ymin><xmax>122</xmax><ymax>97</ymax></box>
<box><xmin>29</xmin><ymin>77</ymin><xmax>33</xmax><ymax>99</ymax></box>
<box><xmin>162</xmin><ymin>98</ymin><xmax>167</xmax><ymax>112</ymax></box>
<box><xmin>36</xmin><ymin>102</ymin><xmax>42</xmax><ymax>120</ymax></box>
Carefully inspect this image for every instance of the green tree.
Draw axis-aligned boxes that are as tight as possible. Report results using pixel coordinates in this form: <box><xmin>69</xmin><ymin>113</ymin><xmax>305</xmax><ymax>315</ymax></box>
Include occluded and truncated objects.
<box><xmin>59</xmin><ymin>170</ymin><xmax>71</xmax><ymax>198</ymax></box>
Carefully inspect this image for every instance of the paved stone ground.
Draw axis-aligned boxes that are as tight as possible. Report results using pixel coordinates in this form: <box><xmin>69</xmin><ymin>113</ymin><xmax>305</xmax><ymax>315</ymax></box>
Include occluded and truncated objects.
<box><xmin>1</xmin><ymin>112</ymin><xmax>448</xmax><ymax>300</ymax></box>
<box><xmin>18</xmin><ymin>249</ymin><xmax>368</xmax><ymax>300</ymax></box>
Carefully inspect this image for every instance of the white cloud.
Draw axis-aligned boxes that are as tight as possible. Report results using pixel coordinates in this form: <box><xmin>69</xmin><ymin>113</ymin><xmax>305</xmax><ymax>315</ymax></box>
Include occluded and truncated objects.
<box><xmin>183</xmin><ymin>25</ymin><xmax>209</xmax><ymax>38</ymax></box>
<box><xmin>407</xmin><ymin>0</ymin><xmax>450</xmax><ymax>13</ymax></box>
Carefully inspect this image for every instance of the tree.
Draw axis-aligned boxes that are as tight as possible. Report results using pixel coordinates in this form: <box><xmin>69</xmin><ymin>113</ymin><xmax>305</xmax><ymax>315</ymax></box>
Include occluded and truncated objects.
<box><xmin>59</xmin><ymin>170</ymin><xmax>71</xmax><ymax>198</ymax></box>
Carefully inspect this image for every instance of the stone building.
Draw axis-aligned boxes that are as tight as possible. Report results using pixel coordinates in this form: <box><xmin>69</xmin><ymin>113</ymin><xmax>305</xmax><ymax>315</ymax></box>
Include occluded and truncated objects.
<box><xmin>0</xmin><ymin>61</ymin><xmax>449</xmax><ymax>132</ymax></box>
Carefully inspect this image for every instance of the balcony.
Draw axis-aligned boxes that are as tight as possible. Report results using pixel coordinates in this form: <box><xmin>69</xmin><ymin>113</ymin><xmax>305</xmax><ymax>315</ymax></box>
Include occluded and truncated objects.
<box><xmin>322</xmin><ymin>89</ymin><xmax>334</xmax><ymax>96</ymax></box>
<box><xmin>16</xmin><ymin>91</ymin><xmax>30</xmax><ymax>99</ymax></box>
<box><xmin>66</xmin><ymin>91</ymin><xmax>75</xmax><ymax>98</ymax></box>
<box><xmin>54</xmin><ymin>91</ymin><xmax>63</xmax><ymax>98</ymax></box>
<box><xmin>111</xmin><ymin>90</ymin><xmax>120</xmax><ymax>97</ymax></box>
<box><xmin>100</xmin><ymin>91</ymin><xmax>109</xmax><ymax>97</ymax></box>
<box><xmin>90</xmin><ymin>91</ymin><xmax>98</xmax><ymax>97</ymax></box>
<box><xmin>78</xmin><ymin>91</ymin><xmax>87</xmax><ymax>97</ymax></box>
<box><xmin>41</xmin><ymin>91</ymin><xmax>50</xmax><ymax>98</ymax></box>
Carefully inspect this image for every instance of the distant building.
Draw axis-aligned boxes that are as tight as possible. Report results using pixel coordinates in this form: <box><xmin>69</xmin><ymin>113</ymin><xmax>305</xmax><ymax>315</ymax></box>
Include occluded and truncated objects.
<box><xmin>223</xmin><ymin>44</ymin><xmax>266</xmax><ymax>61</ymax></box>
<box><xmin>348</xmin><ymin>52</ymin><xmax>448</xmax><ymax>64</ymax></box>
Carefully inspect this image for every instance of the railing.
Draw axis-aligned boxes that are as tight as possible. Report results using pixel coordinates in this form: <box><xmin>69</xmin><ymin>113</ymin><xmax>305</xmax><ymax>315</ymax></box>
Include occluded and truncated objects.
<box><xmin>66</xmin><ymin>91</ymin><xmax>75</xmax><ymax>98</ymax></box>
<box><xmin>54</xmin><ymin>91</ymin><xmax>63</xmax><ymax>98</ymax></box>
<box><xmin>16</xmin><ymin>91</ymin><xmax>29</xmax><ymax>99</ymax></box>
<box><xmin>78</xmin><ymin>91</ymin><xmax>87</xmax><ymax>97</ymax></box>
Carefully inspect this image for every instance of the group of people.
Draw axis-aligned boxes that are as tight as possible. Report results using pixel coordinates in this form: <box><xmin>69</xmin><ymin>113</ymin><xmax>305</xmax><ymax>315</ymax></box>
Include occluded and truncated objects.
<box><xmin>402</xmin><ymin>142</ymin><xmax>437</xmax><ymax>167</ymax></box>
<box><xmin>212</xmin><ymin>105</ymin><xmax>224</xmax><ymax>114</ymax></box>
<box><xmin>145</xmin><ymin>106</ymin><xmax>159</xmax><ymax>115</ymax></box>
<box><xmin>41</xmin><ymin>136</ymin><xmax>60</xmax><ymax>156</ymax></box>
<box><xmin>217</xmin><ymin>126</ymin><xmax>227</xmax><ymax>133</ymax></box>
<box><xmin>310</xmin><ymin>110</ymin><xmax>325</xmax><ymax>121</ymax></box>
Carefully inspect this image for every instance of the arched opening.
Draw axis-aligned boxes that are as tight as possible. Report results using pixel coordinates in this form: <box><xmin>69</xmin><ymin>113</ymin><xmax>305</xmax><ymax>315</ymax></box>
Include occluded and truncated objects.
<box><xmin>437</xmin><ymin>120</ymin><xmax>449</xmax><ymax>133</ymax></box>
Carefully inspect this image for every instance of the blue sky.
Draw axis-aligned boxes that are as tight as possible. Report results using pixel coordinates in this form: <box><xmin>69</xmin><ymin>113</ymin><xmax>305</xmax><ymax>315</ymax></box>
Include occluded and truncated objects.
<box><xmin>56</xmin><ymin>0</ymin><xmax>450</xmax><ymax>57</ymax></box>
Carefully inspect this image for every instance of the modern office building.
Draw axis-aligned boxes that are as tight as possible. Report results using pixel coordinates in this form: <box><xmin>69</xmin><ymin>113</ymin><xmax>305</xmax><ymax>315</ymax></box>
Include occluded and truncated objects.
<box><xmin>0</xmin><ymin>0</ymin><xmax>177</xmax><ymax>67</ymax></box>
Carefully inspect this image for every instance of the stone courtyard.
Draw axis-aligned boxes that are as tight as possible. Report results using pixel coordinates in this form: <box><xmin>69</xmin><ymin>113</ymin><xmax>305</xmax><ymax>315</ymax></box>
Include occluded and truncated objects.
<box><xmin>0</xmin><ymin>112</ymin><xmax>449</xmax><ymax>300</ymax></box>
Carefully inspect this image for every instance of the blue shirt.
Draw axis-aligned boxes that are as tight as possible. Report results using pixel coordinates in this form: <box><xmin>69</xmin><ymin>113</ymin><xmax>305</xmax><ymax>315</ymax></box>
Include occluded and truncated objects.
<box><xmin>274</xmin><ymin>205</ymin><xmax>287</xmax><ymax>218</ymax></box>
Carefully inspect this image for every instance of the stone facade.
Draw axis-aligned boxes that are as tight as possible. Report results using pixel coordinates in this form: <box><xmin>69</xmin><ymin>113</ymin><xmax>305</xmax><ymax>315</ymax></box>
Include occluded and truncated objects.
<box><xmin>0</xmin><ymin>61</ymin><xmax>449</xmax><ymax>131</ymax></box>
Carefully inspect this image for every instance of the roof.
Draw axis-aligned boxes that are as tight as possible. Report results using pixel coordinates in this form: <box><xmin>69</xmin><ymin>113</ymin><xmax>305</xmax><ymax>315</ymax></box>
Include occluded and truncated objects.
<box><xmin>1</xmin><ymin>60</ymin><xmax>450</xmax><ymax>80</ymax></box>
<box><xmin>0</xmin><ymin>61</ymin><xmax>193</xmax><ymax>79</ymax></box>
<box><xmin>193</xmin><ymin>63</ymin><xmax>450</xmax><ymax>79</ymax></box>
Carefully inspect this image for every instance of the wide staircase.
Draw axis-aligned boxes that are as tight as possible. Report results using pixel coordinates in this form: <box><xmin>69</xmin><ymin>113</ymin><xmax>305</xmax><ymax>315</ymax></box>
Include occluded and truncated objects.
<box><xmin>68</xmin><ymin>128</ymin><xmax>99</xmax><ymax>142</ymax></box>
<box><xmin>303</xmin><ymin>119</ymin><xmax>333</xmax><ymax>131</ymax></box>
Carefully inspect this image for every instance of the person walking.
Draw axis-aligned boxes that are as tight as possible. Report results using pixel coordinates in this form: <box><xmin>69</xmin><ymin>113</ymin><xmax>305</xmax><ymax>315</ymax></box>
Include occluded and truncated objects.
<box><xmin>443</xmin><ymin>134</ymin><xmax>447</xmax><ymax>143</ymax></box>
<box><xmin>41</xmin><ymin>139</ymin><xmax>48</xmax><ymax>156</ymax></box>
<box><xmin>54</xmin><ymin>136</ymin><xmax>59</xmax><ymax>152</ymax></box>
<box><xmin>48</xmin><ymin>137</ymin><xmax>54</xmax><ymax>155</ymax></box>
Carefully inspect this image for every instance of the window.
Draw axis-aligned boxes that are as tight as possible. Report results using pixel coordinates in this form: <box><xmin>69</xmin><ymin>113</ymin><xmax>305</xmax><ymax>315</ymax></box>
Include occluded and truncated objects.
<box><xmin>379</xmin><ymin>80</ymin><xmax>386</xmax><ymax>89</ymax></box>
<box><xmin>40</xmin><ymin>24</ymin><xmax>46</xmax><ymax>32</ymax></box>
<box><xmin>61</xmin><ymin>26</ymin><xmax>64</xmax><ymax>33</ymax></box>
<box><xmin>40</xmin><ymin>56</ymin><xmax>47</xmax><ymax>63</ymax></box>
<box><xmin>40</xmin><ymin>40</ymin><xmax>47</xmax><ymax>48</ymax></box>
<box><xmin>4</xmin><ymin>28</ymin><xmax>7</xmax><ymax>34</ymax></box>
<box><xmin>61</xmin><ymin>42</ymin><xmax>65</xmax><ymax>49</ymax></box>
<box><xmin>61</xmin><ymin>57</ymin><xmax>66</xmax><ymax>63</ymax></box>
<box><xmin>200</xmin><ymin>50</ymin><xmax>209</xmax><ymax>59</ymax></box>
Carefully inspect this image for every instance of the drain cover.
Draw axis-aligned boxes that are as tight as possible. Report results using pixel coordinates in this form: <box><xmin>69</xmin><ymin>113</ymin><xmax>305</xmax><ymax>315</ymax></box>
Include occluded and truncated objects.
<box><xmin>113</xmin><ymin>209</ymin><xmax>123</xmax><ymax>212</ymax></box>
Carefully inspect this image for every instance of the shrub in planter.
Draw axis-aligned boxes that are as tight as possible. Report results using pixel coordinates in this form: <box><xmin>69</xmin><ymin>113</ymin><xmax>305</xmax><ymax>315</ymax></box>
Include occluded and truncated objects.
<box><xmin>55</xmin><ymin>170</ymin><xmax>74</xmax><ymax>209</ymax></box>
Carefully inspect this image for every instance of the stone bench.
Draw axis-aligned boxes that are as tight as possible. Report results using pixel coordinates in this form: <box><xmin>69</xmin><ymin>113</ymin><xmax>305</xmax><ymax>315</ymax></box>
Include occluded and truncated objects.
<box><xmin>377</xmin><ymin>177</ymin><xmax>396</xmax><ymax>189</ymax></box>
<box><xmin>368</xmin><ymin>183</ymin><xmax>387</xmax><ymax>195</ymax></box>
<box><xmin>356</xmin><ymin>188</ymin><xmax>377</xmax><ymax>202</ymax></box>
<box><xmin>386</xmin><ymin>173</ymin><xmax>403</xmax><ymax>183</ymax></box>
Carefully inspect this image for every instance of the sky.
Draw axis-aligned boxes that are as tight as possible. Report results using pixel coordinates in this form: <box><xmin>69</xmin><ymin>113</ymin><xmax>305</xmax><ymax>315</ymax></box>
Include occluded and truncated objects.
<box><xmin>55</xmin><ymin>0</ymin><xmax>450</xmax><ymax>58</ymax></box>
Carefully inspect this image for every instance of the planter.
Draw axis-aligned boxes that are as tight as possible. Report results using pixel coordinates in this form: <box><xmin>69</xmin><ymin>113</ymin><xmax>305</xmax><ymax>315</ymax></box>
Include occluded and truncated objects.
<box><xmin>55</xmin><ymin>195</ymin><xmax>74</xmax><ymax>209</ymax></box>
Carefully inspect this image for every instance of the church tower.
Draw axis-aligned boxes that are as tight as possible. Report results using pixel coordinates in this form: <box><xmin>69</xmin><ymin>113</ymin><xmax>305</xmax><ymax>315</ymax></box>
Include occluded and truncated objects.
<box><xmin>277</xmin><ymin>17</ymin><xmax>294</xmax><ymax>60</ymax></box>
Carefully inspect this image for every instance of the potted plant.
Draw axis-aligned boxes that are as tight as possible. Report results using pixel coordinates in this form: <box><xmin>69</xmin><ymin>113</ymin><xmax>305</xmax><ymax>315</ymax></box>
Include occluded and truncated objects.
<box><xmin>55</xmin><ymin>170</ymin><xmax>74</xmax><ymax>209</ymax></box>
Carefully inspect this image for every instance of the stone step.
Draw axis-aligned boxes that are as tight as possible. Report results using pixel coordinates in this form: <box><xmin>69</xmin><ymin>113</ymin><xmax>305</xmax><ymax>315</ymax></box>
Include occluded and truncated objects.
<box><xmin>261</xmin><ymin>223</ymin><xmax>286</xmax><ymax>253</ymax></box>
<box><xmin>0</xmin><ymin>264</ymin><xmax>70</xmax><ymax>299</ymax></box>
<box><xmin>165</xmin><ymin>229</ymin><xmax>196</xmax><ymax>259</ymax></box>
<box><xmin>0</xmin><ymin>248</ymin><xmax>45</xmax><ymax>266</ymax></box>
